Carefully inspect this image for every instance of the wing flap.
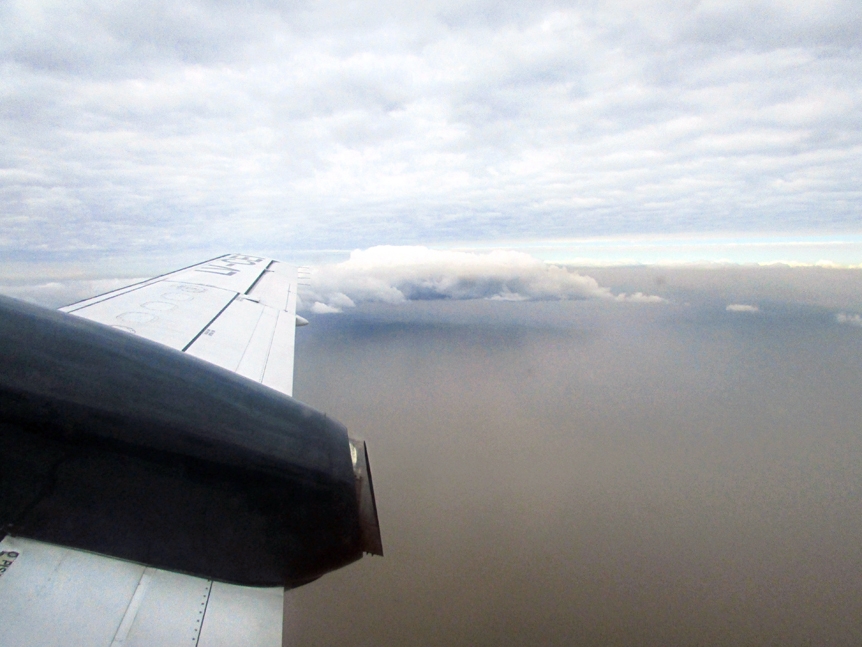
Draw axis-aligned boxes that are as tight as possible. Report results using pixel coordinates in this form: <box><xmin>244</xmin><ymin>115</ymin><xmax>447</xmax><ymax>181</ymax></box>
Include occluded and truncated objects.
<box><xmin>235</xmin><ymin>304</ymin><xmax>280</xmax><ymax>382</ymax></box>
<box><xmin>246</xmin><ymin>263</ymin><xmax>295</xmax><ymax>310</ymax></box>
<box><xmin>184</xmin><ymin>261</ymin><xmax>298</xmax><ymax>396</ymax></box>
<box><xmin>261</xmin><ymin>308</ymin><xmax>298</xmax><ymax>397</ymax></box>
<box><xmin>184</xmin><ymin>297</ymin><xmax>269</xmax><ymax>373</ymax></box>
<box><xmin>258</xmin><ymin>264</ymin><xmax>299</xmax><ymax>396</ymax></box>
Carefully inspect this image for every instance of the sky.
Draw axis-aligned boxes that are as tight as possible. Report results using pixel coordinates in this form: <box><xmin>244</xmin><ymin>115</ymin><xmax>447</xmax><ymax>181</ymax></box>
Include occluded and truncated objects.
<box><xmin>1</xmin><ymin>0</ymin><xmax>861</xmax><ymax>274</ymax></box>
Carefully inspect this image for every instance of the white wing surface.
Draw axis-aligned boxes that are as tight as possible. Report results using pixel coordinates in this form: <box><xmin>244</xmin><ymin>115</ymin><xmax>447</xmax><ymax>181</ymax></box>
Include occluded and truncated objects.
<box><xmin>0</xmin><ymin>254</ymin><xmax>305</xmax><ymax>646</ymax></box>
<box><xmin>0</xmin><ymin>537</ymin><xmax>283</xmax><ymax>647</ymax></box>
<box><xmin>60</xmin><ymin>253</ymin><xmax>300</xmax><ymax>397</ymax></box>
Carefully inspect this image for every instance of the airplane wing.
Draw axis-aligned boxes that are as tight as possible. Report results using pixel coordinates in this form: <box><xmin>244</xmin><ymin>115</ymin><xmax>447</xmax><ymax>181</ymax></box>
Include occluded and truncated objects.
<box><xmin>0</xmin><ymin>254</ymin><xmax>373</xmax><ymax>647</ymax></box>
<box><xmin>0</xmin><ymin>536</ymin><xmax>283</xmax><ymax>647</ymax></box>
<box><xmin>60</xmin><ymin>252</ymin><xmax>301</xmax><ymax>396</ymax></box>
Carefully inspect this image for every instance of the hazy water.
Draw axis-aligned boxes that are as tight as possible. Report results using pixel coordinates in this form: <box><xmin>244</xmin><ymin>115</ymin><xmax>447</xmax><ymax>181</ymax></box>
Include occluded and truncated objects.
<box><xmin>288</xmin><ymin>270</ymin><xmax>862</xmax><ymax>647</ymax></box>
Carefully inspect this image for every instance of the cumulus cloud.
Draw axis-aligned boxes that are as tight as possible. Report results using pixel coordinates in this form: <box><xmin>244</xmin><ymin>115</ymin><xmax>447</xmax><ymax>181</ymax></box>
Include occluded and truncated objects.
<box><xmin>726</xmin><ymin>304</ymin><xmax>760</xmax><ymax>312</ymax></box>
<box><xmin>300</xmin><ymin>246</ymin><xmax>664</xmax><ymax>312</ymax></box>
<box><xmin>310</xmin><ymin>302</ymin><xmax>343</xmax><ymax>314</ymax></box>
<box><xmin>836</xmin><ymin>313</ymin><xmax>862</xmax><ymax>327</ymax></box>
<box><xmin>616</xmin><ymin>292</ymin><xmax>668</xmax><ymax>304</ymax></box>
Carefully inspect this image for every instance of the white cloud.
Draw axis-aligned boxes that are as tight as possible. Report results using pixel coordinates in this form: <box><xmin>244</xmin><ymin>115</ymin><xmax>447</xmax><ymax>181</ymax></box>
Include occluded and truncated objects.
<box><xmin>310</xmin><ymin>301</ymin><xmax>343</xmax><ymax>314</ymax></box>
<box><xmin>0</xmin><ymin>0</ymin><xmax>860</xmax><ymax>259</ymax></box>
<box><xmin>299</xmin><ymin>245</ymin><xmax>664</xmax><ymax>311</ymax></box>
<box><xmin>617</xmin><ymin>292</ymin><xmax>668</xmax><ymax>303</ymax></box>
<box><xmin>836</xmin><ymin>312</ymin><xmax>862</xmax><ymax>327</ymax></box>
<box><xmin>726</xmin><ymin>303</ymin><xmax>760</xmax><ymax>312</ymax></box>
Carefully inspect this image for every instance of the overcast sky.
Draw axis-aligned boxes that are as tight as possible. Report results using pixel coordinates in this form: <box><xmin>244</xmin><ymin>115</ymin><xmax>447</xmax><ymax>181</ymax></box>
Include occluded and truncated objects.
<box><xmin>2</xmin><ymin>0</ymin><xmax>861</xmax><ymax>270</ymax></box>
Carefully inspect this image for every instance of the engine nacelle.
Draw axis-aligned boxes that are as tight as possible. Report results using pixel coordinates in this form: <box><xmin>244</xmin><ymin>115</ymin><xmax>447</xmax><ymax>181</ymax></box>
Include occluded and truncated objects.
<box><xmin>0</xmin><ymin>296</ymin><xmax>382</xmax><ymax>588</ymax></box>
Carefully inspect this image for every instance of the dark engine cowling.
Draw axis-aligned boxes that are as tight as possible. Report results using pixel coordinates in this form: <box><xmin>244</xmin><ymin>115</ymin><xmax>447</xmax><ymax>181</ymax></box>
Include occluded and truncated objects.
<box><xmin>0</xmin><ymin>295</ymin><xmax>382</xmax><ymax>588</ymax></box>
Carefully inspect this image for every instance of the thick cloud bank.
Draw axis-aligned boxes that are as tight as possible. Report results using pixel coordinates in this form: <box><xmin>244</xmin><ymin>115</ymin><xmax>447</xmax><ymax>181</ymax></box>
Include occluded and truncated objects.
<box><xmin>301</xmin><ymin>246</ymin><xmax>664</xmax><ymax>312</ymax></box>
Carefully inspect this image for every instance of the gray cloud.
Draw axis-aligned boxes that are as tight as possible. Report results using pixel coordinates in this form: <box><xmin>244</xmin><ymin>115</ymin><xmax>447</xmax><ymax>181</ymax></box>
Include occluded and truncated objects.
<box><xmin>1</xmin><ymin>0</ymin><xmax>861</xmax><ymax>259</ymax></box>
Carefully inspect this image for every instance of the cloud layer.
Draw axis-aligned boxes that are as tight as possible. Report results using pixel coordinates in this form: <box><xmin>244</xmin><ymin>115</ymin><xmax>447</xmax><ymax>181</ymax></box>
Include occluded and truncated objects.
<box><xmin>1</xmin><ymin>0</ymin><xmax>861</xmax><ymax>259</ymax></box>
<box><xmin>301</xmin><ymin>245</ymin><xmax>664</xmax><ymax>311</ymax></box>
<box><xmin>836</xmin><ymin>312</ymin><xmax>862</xmax><ymax>327</ymax></box>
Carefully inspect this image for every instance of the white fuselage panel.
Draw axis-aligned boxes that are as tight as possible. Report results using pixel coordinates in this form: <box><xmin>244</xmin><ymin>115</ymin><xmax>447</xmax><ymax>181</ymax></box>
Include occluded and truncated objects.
<box><xmin>0</xmin><ymin>536</ymin><xmax>283</xmax><ymax>647</ymax></box>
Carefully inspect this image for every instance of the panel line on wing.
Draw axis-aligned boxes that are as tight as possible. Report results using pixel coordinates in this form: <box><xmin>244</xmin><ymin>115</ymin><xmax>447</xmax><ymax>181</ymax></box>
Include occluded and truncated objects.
<box><xmin>181</xmin><ymin>294</ymin><xmax>239</xmax><ymax>352</ymax></box>
<box><xmin>193</xmin><ymin>580</ymin><xmax>214</xmax><ymax>647</ymax></box>
<box><xmin>258</xmin><ymin>308</ymin><xmax>284</xmax><ymax>382</ymax></box>
<box><xmin>244</xmin><ymin>260</ymin><xmax>277</xmax><ymax>296</ymax></box>
<box><xmin>258</xmin><ymin>309</ymin><xmax>279</xmax><ymax>381</ymax></box>
<box><xmin>260</xmin><ymin>281</ymin><xmax>297</xmax><ymax>397</ymax></box>
<box><xmin>236</xmin><ymin>304</ymin><xmax>279</xmax><ymax>382</ymax></box>
<box><xmin>260</xmin><ymin>285</ymin><xmax>293</xmax><ymax>380</ymax></box>
<box><xmin>110</xmin><ymin>570</ymin><xmax>153</xmax><ymax>646</ymax></box>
